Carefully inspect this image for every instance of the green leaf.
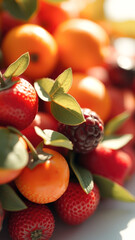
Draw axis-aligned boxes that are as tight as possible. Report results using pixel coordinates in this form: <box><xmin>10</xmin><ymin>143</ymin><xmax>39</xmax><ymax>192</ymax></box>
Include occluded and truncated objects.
<box><xmin>49</xmin><ymin>68</ymin><xmax>72</xmax><ymax>97</ymax></box>
<box><xmin>28</xmin><ymin>148</ymin><xmax>53</xmax><ymax>170</ymax></box>
<box><xmin>4</xmin><ymin>52</ymin><xmax>30</xmax><ymax>78</ymax></box>
<box><xmin>34</xmin><ymin>78</ymin><xmax>54</xmax><ymax>102</ymax></box>
<box><xmin>35</xmin><ymin>127</ymin><xmax>73</xmax><ymax>150</ymax></box>
<box><xmin>0</xmin><ymin>184</ymin><xmax>27</xmax><ymax>211</ymax></box>
<box><xmin>104</xmin><ymin>111</ymin><xmax>131</xmax><ymax>136</ymax></box>
<box><xmin>101</xmin><ymin>134</ymin><xmax>133</xmax><ymax>150</ymax></box>
<box><xmin>69</xmin><ymin>152</ymin><xmax>94</xmax><ymax>194</ymax></box>
<box><xmin>51</xmin><ymin>93</ymin><xmax>85</xmax><ymax>125</ymax></box>
<box><xmin>2</xmin><ymin>0</ymin><xmax>37</xmax><ymax>20</ymax></box>
<box><xmin>0</xmin><ymin>128</ymin><xmax>28</xmax><ymax>169</ymax></box>
<box><xmin>93</xmin><ymin>175</ymin><xmax>135</xmax><ymax>202</ymax></box>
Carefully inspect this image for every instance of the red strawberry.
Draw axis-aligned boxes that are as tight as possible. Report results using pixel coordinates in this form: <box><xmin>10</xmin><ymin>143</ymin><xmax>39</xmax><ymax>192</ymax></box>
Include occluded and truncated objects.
<box><xmin>54</xmin><ymin>181</ymin><xmax>100</xmax><ymax>225</ymax></box>
<box><xmin>0</xmin><ymin>202</ymin><xmax>4</xmax><ymax>231</ymax></box>
<box><xmin>21</xmin><ymin>111</ymin><xmax>58</xmax><ymax>147</ymax></box>
<box><xmin>0</xmin><ymin>76</ymin><xmax>38</xmax><ymax>130</ymax></box>
<box><xmin>8</xmin><ymin>201</ymin><xmax>55</xmax><ymax>240</ymax></box>
<box><xmin>79</xmin><ymin>145</ymin><xmax>132</xmax><ymax>185</ymax></box>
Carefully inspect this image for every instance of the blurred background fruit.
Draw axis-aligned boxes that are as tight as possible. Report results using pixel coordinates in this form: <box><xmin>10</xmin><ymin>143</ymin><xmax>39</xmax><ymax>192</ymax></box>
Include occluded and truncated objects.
<box><xmin>1</xmin><ymin>24</ymin><xmax>58</xmax><ymax>81</ymax></box>
<box><xmin>54</xmin><ymin>18</ymin><xmax>110</xmax><ymax>72</ymax></box>
<box><xmin>68</xmin><ymin>73</ymin><xmax>111</xmax><ymax>122</ymax></box>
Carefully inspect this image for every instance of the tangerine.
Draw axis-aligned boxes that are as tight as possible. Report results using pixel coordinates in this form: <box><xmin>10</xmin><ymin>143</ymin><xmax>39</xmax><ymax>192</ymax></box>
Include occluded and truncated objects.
<box><xmin>54</xmin><ymin>18</ymin><xmax>110</xmax><ymax>72</ymax></box>
<box><xmin>15</xmin><ymin>148</ymin><xmax>70</xmax><ymax>204</ymax></box>
<box><xmin>1</xmin><ymin>24</ymin><xmax>58</xmax><ymax>80</ymax></box>
<box><xmin>0</xmin><ymin>135</ymin><xmax>27</xmax><ymax>185</ymax></box>
<box><xmin>68</xmin><ymin>73</ymin><xmax>111</xmax><ymax>122</ymax></box>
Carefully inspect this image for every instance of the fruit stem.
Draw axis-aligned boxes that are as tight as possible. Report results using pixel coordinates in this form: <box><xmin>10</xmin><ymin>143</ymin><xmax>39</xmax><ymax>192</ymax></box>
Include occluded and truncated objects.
<box><xmin>7</xmin><ymin>126</ymin><xmax>53</xmax><ymax>169</ymax></box>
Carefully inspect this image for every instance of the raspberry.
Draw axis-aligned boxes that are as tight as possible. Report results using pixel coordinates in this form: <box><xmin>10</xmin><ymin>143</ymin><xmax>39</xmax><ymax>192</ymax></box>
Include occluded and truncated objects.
<box><xmin>58</xmin><ymin>108</ymin><xmax>104</xmax><ymax>154</ymax></box>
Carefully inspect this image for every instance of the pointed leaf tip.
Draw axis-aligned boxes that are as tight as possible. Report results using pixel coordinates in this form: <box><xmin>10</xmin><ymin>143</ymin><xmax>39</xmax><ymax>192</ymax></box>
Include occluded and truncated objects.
<box><xmin>4</xmin><ymin>52</ymin><xmax>30</xmax><ymax>78</ymax></box>
<box><xmin>50</xmin><ymin>68</ymin><xmax>73</xmax><ymax>97</ymax></box>
<box><xmin>93</xmin><ymin>175</ymin><xmax>135</xmax><ymax>202</ymax></box>
<box><xmin>51</xmin><ymin>93</ymin><xmax>85</xmax><ymax>125</ymax></box>
<box><xmin>69</xmin><ymin>152</ymin><xmax>94</xmax><ymax>194</ymax></box>
<box><xmin>35</xmin><ymin>127</ymin><xmax>73</xmax><ymax>150</ymax></box>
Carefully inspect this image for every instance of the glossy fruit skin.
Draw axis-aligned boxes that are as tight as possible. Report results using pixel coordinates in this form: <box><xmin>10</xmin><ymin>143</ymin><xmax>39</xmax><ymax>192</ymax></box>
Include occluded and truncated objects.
<box><xmin>2</xmin><ymin>24</ymin><xmax>58</xmax><ymax>80</ymax></box>
<box><xmin>54</xmin><ymin>182</ymin><xmax>100</xmax><ymax>225</ymax></box>
<box><xmin>15</xmin><ymin>148</ymin><xmax>70</xmax><ymax>204</ymax></box>
<box><xmin>68</xmin><ymin>74</ymin><xmax>111</xmax><ymax>122</ymax></box>
<box><xmin>54</xmin><ymin>18</ymin><xmax>110</xmax><ymax>72</ymax></box>
<box><xmin>0</xmin><ymin>77</ymin><xmax>38</xmax><ymax>130</ymax></box>
<box><xmin>105</xmin><ymin>54</ymin><xmax>135</xmax><ymax>89</ymax></box>
<box><xmin>0</xmin><ymin>202</ymin><xmax>4</xmax><ymax>231</ymax></box>
<box><xmin>0</xmin><ymin>168</ymin><xmax>24</xmax><ymax>185</ymax></box>
<box><xmin>8</xmin><ymin>201</ymin><xmax>55</xmax><ymax>240</ymax></box>
<box><xmin>58</xmin><ymin>108</ymin><xmax>104</xmax><ymax>154</ymax></box>
<box><xmin>0</xmin><ymin>133</ymin><xmax>27</xmax><ymax>185</ymax></box>
<box><xmin>79</xmin><ymin>145</ymin><xmax>132</xmax><ymax>185</ymax></box>
<box><xmin>32</xmin><ymin>0</ymin><xmax>71</xmax><ymax>34</ymax></box>
<box><xmin>107</xmin><ymin>86</ymin><xmax>135</xmax><ymax>120</ymax></box>
<box><xmin>21</xmin><ymin>111</ymin><xmax>58</xmax><ymax>147</ymax></box>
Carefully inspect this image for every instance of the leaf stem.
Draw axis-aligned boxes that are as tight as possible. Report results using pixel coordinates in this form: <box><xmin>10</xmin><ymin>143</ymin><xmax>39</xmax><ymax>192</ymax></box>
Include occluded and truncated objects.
<box><xmin>0</xmin><ymin>72</ymin><xmax>6</xmax><ymax>88</ymax></box>
<box><xmin>7</xmin><ymin>126</ymin><xmax>38</xmax><ymax>160</ymax></box>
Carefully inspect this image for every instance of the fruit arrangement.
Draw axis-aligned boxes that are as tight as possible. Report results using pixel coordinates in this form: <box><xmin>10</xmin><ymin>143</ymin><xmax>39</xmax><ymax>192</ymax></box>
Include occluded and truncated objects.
<box><xmin>0</xmin><ymin>0</ymin><xmax>135</xmax><ymax>239</ymax></box>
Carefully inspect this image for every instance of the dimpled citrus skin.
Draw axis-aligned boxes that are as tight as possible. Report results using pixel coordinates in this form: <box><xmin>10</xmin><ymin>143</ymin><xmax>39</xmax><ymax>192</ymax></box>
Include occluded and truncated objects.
<box><xmin>0</xmin><ymin>77</ymin><xmax>38</xmax><ymax>130</ymax></box>
<box><xmin>8</xmin><ymin>201</ymin><xmax>55</xmax><ymax>240</ymax></box>
<box><xmin>54</xmin><ymin>182</ymin><xmax>100</xmax><ymax>225</ymax></box>
<box><xmin>15</xmin><ymin>148</ymin><xmax>70</xmax><ymax>204</ymax></box>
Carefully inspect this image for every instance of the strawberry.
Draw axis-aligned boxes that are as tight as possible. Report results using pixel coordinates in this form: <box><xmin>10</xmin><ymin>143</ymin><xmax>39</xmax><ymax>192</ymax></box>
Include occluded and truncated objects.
<box><xmin>54</xmin><ymin>181</ymin><xmax>100</xmax><ymax>225</ymax></box>
<box><xmin>79</xmin><ymin>145</ymin><xmax>132</xmax><ymax>185</ymax></box>
<box><xmin>8</xmin><ymin>201</ymin><xmax>55</xmax><ymax>240</ymax></box>
<box><xmin>0</xmin><ymin>202</ymin><xmax>4</xmax><ymax>232</ymax></box>
<box><xmin>0</xmin><ymin>76</ymin><xmax>38</xmax><ymax>130</ymax></box>
<box><xmin>21</xmin><ymin>111</ymin><xmax>58</xmax><ymax>147</ymax></box>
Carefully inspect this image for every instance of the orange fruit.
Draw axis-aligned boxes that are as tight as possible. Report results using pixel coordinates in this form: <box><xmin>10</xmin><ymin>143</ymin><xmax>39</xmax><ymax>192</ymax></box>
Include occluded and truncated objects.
<box><xmin>0</xmin><ymin>135</ymin><xmax>27</xmax><ymax>185</ymax></box>
<box><xmin>1</xmin><ymin>24</ymin><xmax>58</xmax><ymax>80</ymax></box>
<box><xmin>54</xmin><ymin>18</ymin><xmax>110</xmax><ymax>72</ymax></box>
<box><xmin>68</xmin><ymin>73</ymin><xmax>111</xmax><ymax>122</ymax></box>
<box><xmin>15</xmin><ymin>148</ymin><xmax>70</xmax><ymax>204</ymax></box>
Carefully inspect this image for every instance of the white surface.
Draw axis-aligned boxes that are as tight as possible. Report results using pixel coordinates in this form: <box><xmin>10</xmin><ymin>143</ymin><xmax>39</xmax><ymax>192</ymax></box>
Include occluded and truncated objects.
<box><xmin>104</xmin><ymin>0</ymin><xmax>135</xmax><ymax>21</ymax></box>
<box><xmin>1</xmin><ymin>175</ymin><xmax>135</xmax><ymax>240</ymax></box>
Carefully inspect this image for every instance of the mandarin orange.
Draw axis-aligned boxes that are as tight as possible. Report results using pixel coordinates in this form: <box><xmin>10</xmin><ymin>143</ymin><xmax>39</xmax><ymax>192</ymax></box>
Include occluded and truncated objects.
<box><xmin>54</xmin><ymin>18</ymin><xmax>110</xmax><ymax>72</ymax></box>
<box><xmin>68</xmin><ymin>73</ymin><xmax>111</xmax><ymax>122</ymax></box>
<box><xmin>1</xmin><ymin>24</ymin><xmax>58</xmax><ymax>80</ymax></box>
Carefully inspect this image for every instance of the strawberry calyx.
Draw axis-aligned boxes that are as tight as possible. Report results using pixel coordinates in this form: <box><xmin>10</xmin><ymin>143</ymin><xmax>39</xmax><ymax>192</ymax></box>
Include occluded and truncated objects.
<box><xmin>0</xmin><ymin>52</ymin><xmax>30</xmax><ymax>92</ymax></box>
<box><xmin>8</xmin><ymin>126</ymin><xmax>53</xmax><ymax>170</ymax></box>
<box><xmin>0</xmin><ymin>71</ymin><xmax>19</xmax><ymax>91</ymax></box>
<box><xmin>31</xmin><ymin>229</ymin><xmax>43</xmax><ymax>240</ymax></box>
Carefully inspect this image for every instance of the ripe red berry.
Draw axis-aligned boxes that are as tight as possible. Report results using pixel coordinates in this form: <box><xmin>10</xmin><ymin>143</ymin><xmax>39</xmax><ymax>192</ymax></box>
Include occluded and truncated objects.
<box><xmin>21</xmin><ymin>111</ymin><xmax>58</xmax><ymax>147</ymax></box>
<box><xmin>0</xmin><ymin>77</ymin><xmax>38</xmax><ymax>130</ymax></box>
<box><xmin>54</xmin><ymin>181</ymin><xmax>100</xmax><ymax>225</ymax></box>
<box><xmin>58</xmin><ymin>108</ymin><xmax>104</xmax><ymax>154</ymax></box>
<box><xmin>8</xmin><ymin>201</ymin><xmax>55</xmax><ymax>240</ymax></box>
<box><xmin>79</xmin><ymin>145</ymin><xmax>132</xmax><ymax>185</ymax></box>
